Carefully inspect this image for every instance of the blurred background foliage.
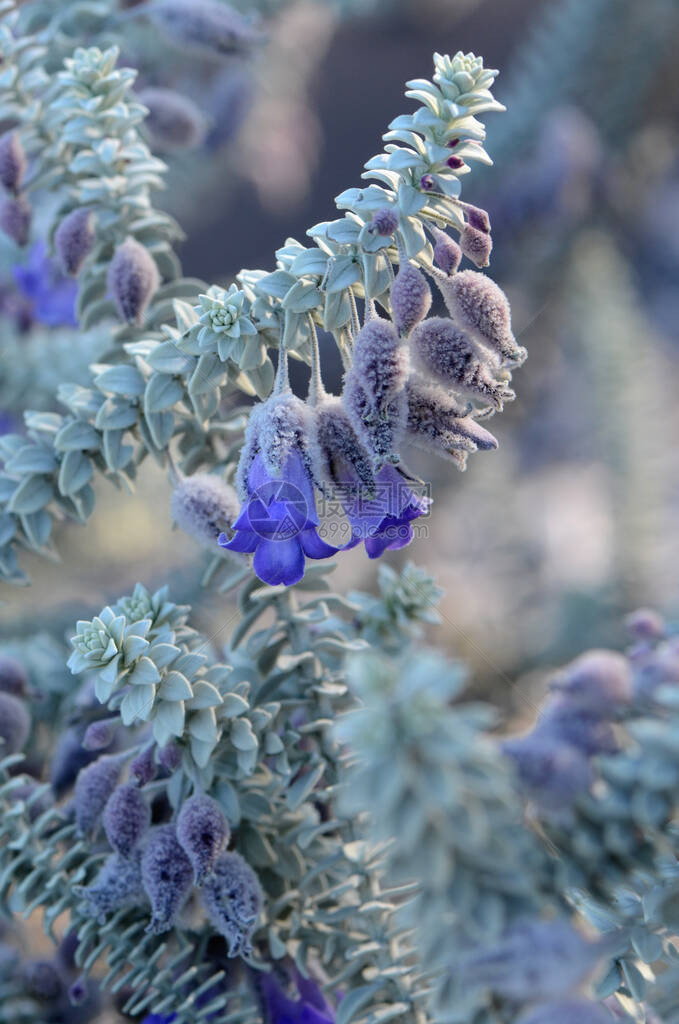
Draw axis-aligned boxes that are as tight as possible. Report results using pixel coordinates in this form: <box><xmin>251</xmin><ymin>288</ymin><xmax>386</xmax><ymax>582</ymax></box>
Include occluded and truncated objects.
<box><xmin>2</xmin><ymin>0</ymin><xmax>679</xmax><ymax>721</ymax></box>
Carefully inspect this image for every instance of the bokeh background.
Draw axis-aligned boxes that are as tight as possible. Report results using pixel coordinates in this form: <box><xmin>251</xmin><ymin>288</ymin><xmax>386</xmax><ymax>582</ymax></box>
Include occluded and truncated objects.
<box><xmin>2</xmin><ymin>0</ymin><xmax>679</xmax><ymax>721</ymax></box>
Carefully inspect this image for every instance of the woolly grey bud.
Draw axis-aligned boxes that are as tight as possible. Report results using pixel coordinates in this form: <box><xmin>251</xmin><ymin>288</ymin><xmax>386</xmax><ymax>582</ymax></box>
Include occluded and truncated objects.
<box><xmin>311</xmin><ymin>396</ymin><xmax>376</xmax><ymax>494</ymax></box>
<box><xmin>438</xmin><ymin>270</ymin><xmax>526</xmax><ymax>365</ymax></box>
<box><xmin>0</xmin><ymin>691</ymin><xmax>30</xmax><ymax>754</ymax></box>
<box><xmin>369</xmin><ymin>207</ymin><xmax>399</xmax><ymax>236</ymax></box>
<box><xmin>464</xmin><ymin>204</ymin><xmax>491</xmax><ymax>234</ymax></box>
<box><xmin>351</xmin><ymin>318</ymin><xmax>409</xmax><ymax>412</ymax></box>
<box><xmin>151</xmin><ymin>0</ymin><xmax>261</xmax><ymax>57</ymax></box>
<box><xmin>50</xmin><ymin>727</ymin><xmax>97</xmax><ymax>796</ymax></box>
<box><xmin>536</xmin><ymin>696</ymin><xmax>617</xmax><ymax>756</ymax></box>
<box><xmin>73</xmin><ymin>755</ymin><xmax>122</xmax><ymax>835</ymax></box>
<box><xmin>141</xmin><ymin>825</ymin><xmax>193</xmax><ymax>934</ymax></box>
<box><xmin>130</xmin><ymin>744</ymin><xmax>156</xmax><ymax>786</ymax></box>
<box><xmin>405</xmin><ymin>376</ymin><xmax>498</xmax><ymax>465</ymax></box>
<box><xmin>176</xmin><ymin>794</ymin><xmax>230</xmax><ymax>884</ymax></box>
<box><xmin>390</xmin><ymin>261</ymin><xmax>432</xmax><ymax>337</ymax></box>
<box><xmin>171</xmin><ymin>473</ymin><xmax>240</xmax><ymax>549</ymax></box>
<box><xmin>54</xmin><ymin>208</ymin><xmax>95</xmax><ymax>276</ymax></box>
<box><xmin>107</xmin><ymin>237</ymin><xmax>160</xmax><ymax>324</ymax></box>
<box><xmin>459</xmin><ymin>224</ymin><xmax>492</xmax><ymax>267</ymax></box>
<box><xmin>409</xmin><ymin>317</ymin><xmax>514</xmax><ymax>410</ymax></box>
<box><xmin>239</xmin><ymin>391</ymin><xmax>315</xmax><ymax>490</ymax></box>
<box><xmin>22</xmin><ymin>959</ymin><xmax>64</xmax><ymax>1001</ymax></box>
<box><xmin>503</xmin><ymin>734</ymin><xmax>592</xmax><ymax>811</ymax></box>
<box><xmin>517</xmin><ymin>999</ymin><xmax>613</xmax><ymax>1024</ymax></box>
<box><xmin>0</xmin><ymin>130</ymin><xmax>27</xmax><ymax>193</ymax></box>
<box><xmin>552</xmin><ymin>650</ymin><xmax>632</xmax><ymax>714</ymax></box>
<box><xmin>0</xmin><ymin>194</ymin><xmax>30</xmax><ymax>246</ymax></box>
<box><xmin>82</xmin><ymin>719</ymin><xmax>117</xmax><ymax>752</ymax></box>
<box><xmin>0</xmin><ymin>654</ymin><xmax>28</xmax><ymax>697</ymax></box>
<box><xmin>460</xmin><ymin>920</ymin><xmax>598</xmax><ymax>1002</ymax></box>
<box><xmin>201</xmin><ymin>850</ymin><xmax>262</xmax><ymax>956</ymax></box>
<box><xmin>158</xmin><ymin>741</ymin><xmax>182</xmax><ymax>773</ymax></box>
<box><xmin>138</xmin><ymin>87</ymin><xmax>208</xmax><ymax>152</ymax></box>
<box><xmin>75</xmin><ymin>850</ymin><xmax>145</xmax><ymax>923</ymax></box>
<box><xmin>625</xmin><ymin>607</ymin><xmax>665</xmax><ymax>641</ymax></box>
<box><xmin>432</xmin><ymin>227</ymin><xmax>461</xmax><ymax>275</ymax></box>
<box><xmin>103</xmin><ymin>783</ymin><xmax>151</xmax><ymax>856</ymax></box>
<box><xmin>342</xmin><ymin>370</ymin><xmax>407</xmax><ymax>467</ymax></box>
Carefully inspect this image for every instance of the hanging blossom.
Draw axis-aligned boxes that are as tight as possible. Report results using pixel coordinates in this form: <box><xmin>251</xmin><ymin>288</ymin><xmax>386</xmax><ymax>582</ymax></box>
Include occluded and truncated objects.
<box><xmin>13</xmin><ymin>242</ymin><xmax>77</xmax><ymax>326</ymax></box>
<box><xmin>219</xmin><ymin>346</ymin><xmax>338</xmax><ymax>586</ymax></box>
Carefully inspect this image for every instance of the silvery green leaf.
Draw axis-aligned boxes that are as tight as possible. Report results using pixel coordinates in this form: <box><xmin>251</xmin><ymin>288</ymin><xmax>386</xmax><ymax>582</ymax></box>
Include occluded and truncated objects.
<box><xmin>335</xmin><ymin>983</ymin><xmax>382</xmax><ymax>1024</ymax></box>
<box><xmin>144</xmin><ymin>373</ymin><xmax>183</xmax><ymax>414</ymax></box>
<box><xmin>282</xmin><ymin>279</ymin><xmax>323</xmax><ymax>313</ymax></box>
<box><xmin>102</xmin><ymin>429</ymin><xmax>134</xmax><ymax>472</ymax></box>
<box><xmin>229</xmin><ymin>717</ymin><xmax>257</xmax><ymax>751</ymax></box>
<box><xmin>120</xmin><ymin>683</ymin><xmax>156</xmax><ymax>725</ymax></box>
<box><xmin>144</xmin><ymin>410</ymin><xmax>174</xmax><ymax>449</ymax></box>
<box><xmin>157</xmin><ymin>671</ymin><xmax>193</xmax><ymax>702</ymax></box>
<box><xmin>186</xmin><ymin>680</ymin><xmax>223</xmax><ymax>711</ymax></box>
<box><xmin>189</xmin><ymin>354</ymin><xmax>225</xmax><ymax>395</ymax></box>
<box><xmin>189</xmin><ymin>735</ymin><xmax>214</xmax><ymax>769</ymax></box>
<box><xmin>153</xmin><ymin>700</ymin><xmax>185</xmax><ymax>745</ymax></box>
<box><xmin>8</xmin><ymin>475</ymin><xmax>53</xmax><ymax>515</ymax></box>
<box><xmin>256</xmin><ymin>270</ymin><xmax>296</xmax><ymax>300</ymax></box>
<box><xmin>127</xmin><ymin>656</ymin><xmax>161</xmax><ymax>686</ymax></box>
<box><xmin>54</xmin><ymin>420</ymin><xmax>101</xmax><ymax>453</ymax></box>
<box><xmin>94</xmin><ymin>397</ymin><xmax>138</xmax><ymax>431</ymax></box>
<box><xmin>94</xmin><ymin>365</ymin><xmax>146</xmax><ymax>397</ymax></box>
<box><xmin>189</xmin><ymin>708</ymin><xmax>219</xmax><ymax>744</ymax></box>
<box><xmin>57</xmin><ymin>450</ymin><xmax>93</xmax><ymax>496</ymax></box>
<box><xmin>325</xmin><ymin>256</ymin><xmax>361</xmax><ymax>294</ymax></box>
<box><xmin>5</xmin><ymin>446</ymin><xmax>57</xmax><ymax>475</ymax></box>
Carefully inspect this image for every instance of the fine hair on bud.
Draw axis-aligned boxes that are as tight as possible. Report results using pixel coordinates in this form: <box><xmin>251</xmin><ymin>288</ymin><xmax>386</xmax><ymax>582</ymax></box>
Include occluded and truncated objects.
<box><xmin>342</xmin><ymin>370</ymin><xmax>407</xmax><ymax>466</ymax></box>
<box><xmin>73</xmin><ymin>755</ymin><xmax>122</xmax><ymax>835</ymax></box>
<box><xmin>200</xmin><ymin>850</ymin><xmax>263</xmax><ymax>957</ymax></box>
<box><xmin>75</xmin><ymin>851</ymin><xmax>146</xmax><ymax>924</ymax></box>
<box><xmin>369</xmin><ymin>206</ymin><xmax>399</xmax><ymax>236</ymax></box>
<box><xmin>141</xmin><ymin>825</ymin><xmax>194</xmax><ymax>934</ymax></box>
<box><xmin>54</xmin><ymin>208</ymin><xmax>95</xmax><ymax>276</ymax></box>
<box><xmin>0</xmin><ymin>130</ymin><xmax>27</xmax><ymax>194</ymax></box>
<box><xmin>464</xmin><ymin>203</ymin><xmax>491</xmax><ymax>234</ymax></box>
<box><xmin>0</xmin><ymin>691</ymin><xmax>30</xmax><ymax>754</ymax></box>
<box><xmin>409</xmin><ymin>317</ymin><xmax>514</xmax><ymax>410</ymax></box>
<box><xmin>82</xmin><ymin>718</ymin><xmax>117</xmax><ymax>751</ymax></box>
<box><xmin>0</xmin><ymin>654</ymin><xmax>28</xmax><ymax>697</ymax></box>
<box><xmin>238</xmin><ymin>391</ymin><xmax>314</xmax><ymax>489</ymax></box>
<box><xmin>311</xmin><ymin>396</ymin><xmax>376</xmax><ymax>493</ymax></box>
<box><xmin>171</xmin><ymin>473</ymin><xmax>241</xmax><ymax>548</ymax></box>
<box><xmin>551</xmin><ymin>649</ymin><xmax>632</xmax><ymax>714</ymax></box>
<box><xmin>150</xmin><ymin>0</ymin><xmax>262</xmax><ymax>57</ymax></box>
<box><xmin>138</xmin><ymin>87</ymin><xmax>208</xmax><ymax>152</ymax></box>
<box><xmin>390</xmin><ymin>261</ymin><xmax>432</xmax><ymax>337</ymax></box>
<box><xmin>350</xmin><ymin>318</ymin><xmax>409</xmax><ymax>411</ymax></box>
<box><xmin>107</xmin><ymin>236</ymin><xmax>160</xmax><ymax>324</ymax></box>
<box><xmin>0</xmin><ymin>194</ymin><xmax>31</xmax><ymax>246</ymax></box>
<box><xmin>432</xmin><ymin>227</ymin><xmax>461</xmax><ymax>275</ymax></box>
<box><xmin>439</xmin><ymin>270</ymin><xmax>526</xmax><ymax>365</ymax></box>
<box><xmin>405</xmin><ymin>376</ymin><xmax>498</xmax><ymax>465</ymax></box>
<box><xmin>130</xmin><ymin>743</ymin><xmax>156</xmax><ymax>785</ymax></box>
<box><xmin>460</xmin><ymin>224</ymin><xmax>493</xmax><ymax>267</ymax></box>
<box><xmin>176</xmin><ymin>793</ymin><xmax>230</xmax><ymax>884</ymax></box>
<box><xmin>103</xmin><ymin>783</ymin><xmax>151</xmax><ymax>856</ymax></box>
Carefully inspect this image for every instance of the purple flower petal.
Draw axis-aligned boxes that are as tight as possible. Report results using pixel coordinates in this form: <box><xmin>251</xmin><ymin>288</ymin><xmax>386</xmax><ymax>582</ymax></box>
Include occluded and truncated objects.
<box><xmin>218</xmin><ymin>530</ymin><xmax>258</xmax><ymax>553</ymax></box>
<box><xmin>253</xmin><ymin>537</ymin><xmax>305</xmax><ymax>586</ymax></box>
<box><xmin>299</xmin><ymin>528</ymin><xmax>338</xmax><ymax>560</ymax></box>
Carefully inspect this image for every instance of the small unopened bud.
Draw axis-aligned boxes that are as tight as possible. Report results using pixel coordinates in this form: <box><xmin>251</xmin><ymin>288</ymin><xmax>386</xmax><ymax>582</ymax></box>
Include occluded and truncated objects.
<box><xmin>410</xmin><ymin>317</ymin><xmax>513</xmax><ymax>410</ymax></box>
<box><xmin>201</xmin><ymin>850</ymin><xmax>262</xmax><ymax>957</ymax></box>
<box><xmin>420</xmin><ymin>174</ymin><xmax>436</xmax><ymax>190</ymax></box>
<box><xmin>438</xmin><ymin>270</ymin><xmax>525</xmax><ymax>365</ymax></box>
<box><xmin>158</xmin><ymin>740</ymin><xmax>182</xmax><ymax>773</ymax></box>
<box><xmin>0</xmin><ymin>194</ymin><xmax>30</xmax><ymax>246</ymax></box>
<box><xmin>447</xmin><ymin>154</ymin><xmax>464</xmax><ymax>170</ymax></box>
<box><xmin>0</xmin><ymin>691</ymin><xmax>30</xmax><ymax>754</ymax></box>
<box><xmin>625</xmin><ymin>607</ymin><xmax>665</xmax><ymax>641</ymax></box>
<box><xmin>54</xmin><ymin>208</ymin><xmax>95</xmax><ymax>276</ymax></box>
<box><xmin>0</xmin><ymin>654</ymin><xmax>28</xmax><ymax>697</ymax></box>
<box><xmin>552</xmin><ymin>650</ymin><xmax>633</xmax><ymax>714</ymax></box>
<box><xmin>432</xmin><ymin>227</ymin><xmax>461</xmax><ymax>275</ymax></box>
<box><xmin>390</xmin><ymin>261</ymin><xmax>432</xmax><ymax>337</ymax></box>
<box><xmin>460</xmin><ymin>224</ymin><xmax>492</xmax><ymax>267</ymax></box>
<box><xmin>369</xmin><ymin>207</ymin><xmax>399</xmax><ymax>236</ymax></box>
<box><xmin>82</xmin><ymin>718</ymin><xmax>117</xmax><ymax>751</ymax></box>
<box><xmin>0</xmin><ymin>131</ymin><xmax>27</xmax><ymax>193</ymax></box>
<box><xmin>138</xmin><ymin>87</ymin><xmax>208</xmax><ymax>152</ymax></box>
<box><xmin>103</xmin><ymin>783</ymin><xmax>151</xmax><ymax>856</ymax></box>
<box><xmin>130</xmin><ymin>743</ymin><xmax>156</xmax><ymax>786</ymax></box>
<box><xmin>311</xmin><ymin>396</ymin><xmax>376</xmax><ymax>494</ymax></box>
<box><xmin>406</xmin><ymin>375</ymin><xmax>498</xmax><ymax>465</ymax></box>
<box><xmin>107</xmin><ymin>237</ymin><xmax>160</xmax><ymax>324</ymax></box>
<box><xmin>171</xmin><ymin>473</ymin><xmax>240</xmax><ymax>549</ymax></box>
<box><xmin>176</xmin><ymin>793</ymin><xmax>230</xmax><ymax>884</ymax></box>
<box><xmin>22</xmin><ymin>960</ymin><xmax>63</xmax><ymax>1001</ymax></box>
<box><xmin>464</xmin><ymin>204</ymin><xmax>491</xmax><ymax>233</ymax></box>
<box><xmin>75</xmin><ymin>850</ymin><xmax>145</xmax><ymax>923</ymax></box>
<box><xmin>351</xmin><ymin>318</ymin><xmax>409</xmax><ymax>408</ymax></box>
<box><xmin>141</xmin><ymin>825</ymin><xmax>193</xmax><ymax>934</ymax></box>
<box><xmin>73</xmin><ymin>755</ymin><xmax>121</xmax><ymax>835</ymax></box>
